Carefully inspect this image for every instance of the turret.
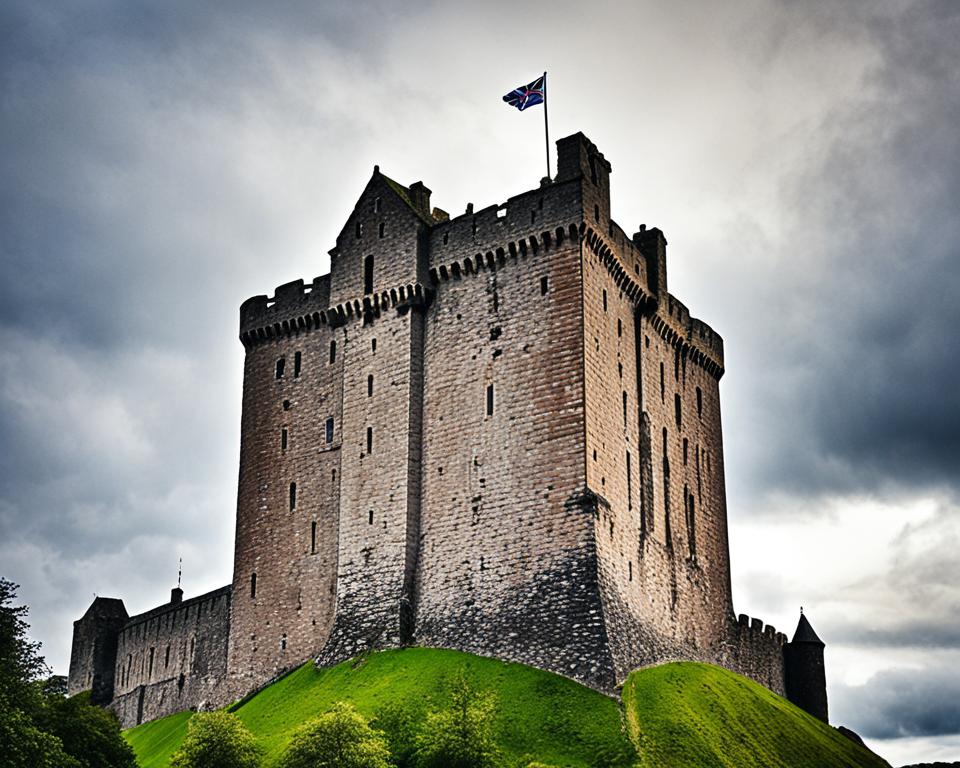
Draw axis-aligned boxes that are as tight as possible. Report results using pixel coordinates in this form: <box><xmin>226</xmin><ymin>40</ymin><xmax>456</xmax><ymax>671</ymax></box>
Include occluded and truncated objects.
<box><xmin>783</xmin><ymin>610</ymin><xmax>829</xmax><ymax>722</ymax></box>
<box><xmin>67</xmin><ymin>597</ymin><xmax>128</xmax><ymax>704</ymax></box>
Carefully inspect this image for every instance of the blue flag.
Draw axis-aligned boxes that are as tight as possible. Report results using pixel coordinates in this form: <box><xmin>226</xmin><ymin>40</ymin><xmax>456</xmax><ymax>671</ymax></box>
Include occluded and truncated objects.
<box><xmin>503</xmin><ymin>75</ymin><xmax>545</xmax><ymax>111</ymax></box>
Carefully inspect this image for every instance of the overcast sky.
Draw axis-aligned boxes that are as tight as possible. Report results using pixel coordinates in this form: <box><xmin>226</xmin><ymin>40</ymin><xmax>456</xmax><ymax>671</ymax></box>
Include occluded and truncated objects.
<box><xmin>1</xmin><ymin>1</ymin><xmax>957</xmax><ymax>764</ymax></box>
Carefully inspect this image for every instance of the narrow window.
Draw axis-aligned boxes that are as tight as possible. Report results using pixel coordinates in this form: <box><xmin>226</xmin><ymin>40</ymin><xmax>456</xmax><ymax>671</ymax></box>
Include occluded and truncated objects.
<box><xmin>617</xmin><ymin>318</ymin><xmax>622</xmax><ymax>337</ymax></box>
<box><xmin>602</xmin><ymin>289</ymin><xmax>608</xmax><ymax>312</ymax></box>
<box><xmin>540</xmin><ymin>276</ymin><xmax>548</xmax><ymax>295</ymax></box>
<box><xmin>531</xmin><ymin>210</ymin><xmax>536</xmax><ymax>224</ymax></box>
<box><xmin>281</xmin><ymin>428</ymin><xmax>288</xmax><ymax>450</ymax></box>
<box><xmin>325</xmin><ymin>417</ymin><xmax>334</xmax><ymax>444</ymax></box>
<box><xmin>165</xmin><ymin>646</ymin><xmax>170</xmax><ymax>668</ymax></box>
<box><xmin>367</xmin><ymin>374</ymin><xmax>374</xmax><ymax>397</ymax></box>
<box><xmin>148</xmin><ymin>647</ymin><xmax>154</xmax><ymax>676</ymax></box>
<box><xmin>329</xmin><ymin>340</ymin><xmax>336</xmax><ymax>364</ymax></box>
<box><xmin>486</xmin><ymin>384</ymin><xmax>494</xmax><ymax>416</ymax></box>
<box><xmin>250</xmin><ymin>573</ymin><xmax>257</xmax><ymax>598</ymax></box>
<box><xmin>659</xmin><ymin>363</ymin><xmax>665</xmax><ymax>402</ymax></box>
<box><xmin>368</xmin><ymin>510</ymin><xmax>374</xmax><ymax>525</ymax></box>
<box><xmin>628</xmin><ymin>560</ymin><xmax>633</xmax><ymax>581</ymax></box>
<box><xmin>355</xmin><ymin>221</ymin><xmax>363</xmax><ymax>239</ymax></box>
<box><xmin>294</xmin><ymin>351</ymin><xmax>302</xmax><ymax>377</ymax></box>
<box><xmin>622</xmin><ymin>391</ymin><xmax>628</xmax><ymax>427</ymax></box>
<box><xmin>281</xmin><ymin>635</ymin><xmax>287</xmax><ymax>651</ymax></box>
<box><xmin>645</xmin><ymin>335</ymin><xmax>650</xmax><ymax>348</ymax></box>
<box><xmin>618</xmin><ymin>362</ymin><xmax>623</xmax><ymax>379</ymax></box>
<box><xmin>675</xmin><ymin>394</ymin><xmax>682</xmax><ymax>428</ymax></box>
<box><xmin>366</xmin><ymin>426</ymin><xmax>373</xmax><ymax>454</ymax></box>
<box><xmin>442</xmin><ymin>232</ymin><xmax>449</xmax><ymax>245</ymax></box>
<box><xmin>378</xmin><ymin>222</ymin><xmax>385</xmax><ymax>238</ymax></box>
<box><xmin>371</xmin><ymin>338</ymin><xmax>377</xmax><ymax>353</ymax></box>
<box><xmin>275</xmin><ymin>357</ymin><xmax>285</xmax><ymax>379</ymax></box>
<box><xmin>289</xmin><ymin>482</ymin><xmax>297</xmax><ymax>511</ymax></box>
<box><xmin>626</xmin><ymin>450</ymin><xmax>633</xmax><ymax>510</ymax></box>
<box><xmin>594</xmin><ymin>204</ymin><xmax>600</xmax><ymax>222</ymax></box>
<box><xmin>374</xmin><ymin>196</ymin><xmax>381</xmax><ymax>212</ymax></box>
<box><xmin>687</xmin><ymin>493</ymin><xmax>697</xmax><ymax>558</ymax></box>
<box><xmin>363</xmin><ymin>254</ymin><xmax>374</xmax><ymax>294</ymax></box>
<box><xmin>311</xmin><ymin>521</ymin><xmax>317</xmax><ymax>554</ymax></box>
<box><xmin>683</xmin><ymin>438</ymin><xmax>688</xmax><ymax>465</ymax></box>
<box><xmin>283</xmin><ymin>399</ymin><xmax>291</xmax><ymax>411</ymax></box>
<box><xmin>662</xmin><ymin>427</ymin><xmax>668</xmax><ymax>458</ymax></box>
<box><xmin>696</xmin><ymin>387</ymin><xmax>703</xmax><ymax>419</ymax></box>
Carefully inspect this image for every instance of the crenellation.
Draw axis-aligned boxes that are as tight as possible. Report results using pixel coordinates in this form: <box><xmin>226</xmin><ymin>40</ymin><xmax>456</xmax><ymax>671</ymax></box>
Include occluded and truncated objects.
<box><xmin>69</xmin><ymin>131</ymin><xmax>826</xmax><ymax>727</ymax></box>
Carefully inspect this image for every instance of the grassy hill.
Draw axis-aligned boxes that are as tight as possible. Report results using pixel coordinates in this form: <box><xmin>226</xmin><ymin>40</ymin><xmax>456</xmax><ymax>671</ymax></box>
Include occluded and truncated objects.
<box><xmin>124</xmin><ymin>648</ymin><xmax>889</xmax><ymax>768</ymax></box>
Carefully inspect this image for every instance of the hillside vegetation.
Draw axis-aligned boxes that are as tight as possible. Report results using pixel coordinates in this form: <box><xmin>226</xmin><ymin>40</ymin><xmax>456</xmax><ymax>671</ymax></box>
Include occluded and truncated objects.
<box><xmin>125</xmin><ymin>649</ymin><xmax>889</xmax><ymax>768</ymax></box>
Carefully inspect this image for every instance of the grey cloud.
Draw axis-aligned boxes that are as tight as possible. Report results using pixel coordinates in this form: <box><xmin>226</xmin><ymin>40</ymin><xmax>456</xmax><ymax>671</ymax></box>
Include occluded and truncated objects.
<box><xmin>834</xmin><ymin>660</ymin><xmax>960</xmax><ymax>738</ymax></box>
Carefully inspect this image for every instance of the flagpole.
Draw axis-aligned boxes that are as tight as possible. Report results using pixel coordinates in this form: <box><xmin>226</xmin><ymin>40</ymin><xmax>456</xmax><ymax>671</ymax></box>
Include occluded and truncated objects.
<box><xmin>543</xmin><ymin>71</ymin><xmax>551</xmax><ymax>180</ymax></box>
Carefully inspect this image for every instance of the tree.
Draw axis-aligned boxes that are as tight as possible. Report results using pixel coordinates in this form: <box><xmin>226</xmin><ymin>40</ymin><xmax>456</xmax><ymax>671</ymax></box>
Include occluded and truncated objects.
<box><xmin>277</xmin><ymin>702</ymin><xmax>392</xmax><ymax>768</ymax></box>
<box><xmin>36</xmin><ymin>690</ymin><xmax>136</xmax><ymax>768</ymax></box>
<box><xmin>0</xmin><ymin>577</ymin><xmax>136</xmax><ymax>768</ymax></box>
<box><xmin>414</xmin><ymin>670</ymin><xmax>501</xmax><ymax>768</ymax></box>
<box><xmin>170</xmin><ymin>711</ymin><xmax>262</xmax><ymax>768</ymax></box>
<box><xmin>0</xmin><ymin>578</ymin><xmax>47</xmax><ymax>715</ymax></box>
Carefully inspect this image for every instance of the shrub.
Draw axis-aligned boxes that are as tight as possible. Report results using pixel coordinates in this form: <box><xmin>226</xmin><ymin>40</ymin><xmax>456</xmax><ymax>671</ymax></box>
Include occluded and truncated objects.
<box><xmin>414</xmin><ymin>669</ymin><xmax>501</xmax><ymax>768</ymax></box>
<box><xmin>277</xmin><ymin>701</ymin><xmax>391</xmax><ymax>768</ymax></box>
<box><xmin>170</xmin><ymin>711</ymin><xmax>261</xmax><ymax>768</ymax></box>
<box><xmin>371</xmin><ymin>700</ymin><xmax>422</xmax><ymax>768</ymax></box>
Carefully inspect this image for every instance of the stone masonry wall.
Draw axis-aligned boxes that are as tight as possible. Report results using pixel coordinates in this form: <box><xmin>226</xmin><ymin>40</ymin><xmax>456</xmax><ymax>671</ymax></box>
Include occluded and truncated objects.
<box><xmin>227</xmin><ymin>311</ymin><xmax>343</xmax><ymax>694</ymax></box>
<box><xmin>111</xmin><ymin>587</ymin><xmax>230</xmax><ymax>728</ymax></box>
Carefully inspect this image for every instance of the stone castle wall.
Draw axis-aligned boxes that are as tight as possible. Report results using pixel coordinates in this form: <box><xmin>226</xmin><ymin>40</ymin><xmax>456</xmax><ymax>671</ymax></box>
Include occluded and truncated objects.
<box><xmin>110</xmin><ymin>587</ymin><xmax>230</xmax><ymax>728</ymax></box>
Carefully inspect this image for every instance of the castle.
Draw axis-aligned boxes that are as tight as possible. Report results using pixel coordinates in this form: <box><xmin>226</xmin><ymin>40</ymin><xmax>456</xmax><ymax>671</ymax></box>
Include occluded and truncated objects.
<box><xmin>67</xmin><ymin>132</ymin><xmax>828</xmax><ymax>728</ymax></box>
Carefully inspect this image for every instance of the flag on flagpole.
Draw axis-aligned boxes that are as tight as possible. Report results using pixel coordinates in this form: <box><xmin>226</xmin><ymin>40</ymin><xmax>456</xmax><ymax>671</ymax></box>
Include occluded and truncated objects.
<box><xmin>502</xmin><ymin>75</ymin><xmax>545</xmax><ymax>111</ymax></box>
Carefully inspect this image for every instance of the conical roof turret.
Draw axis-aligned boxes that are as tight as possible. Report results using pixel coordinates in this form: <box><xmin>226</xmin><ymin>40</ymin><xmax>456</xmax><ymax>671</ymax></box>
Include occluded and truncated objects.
<box><xmin>791</xmin><ymin>610</ymin><xmax>824</xmax><ymax>645</ymax></box>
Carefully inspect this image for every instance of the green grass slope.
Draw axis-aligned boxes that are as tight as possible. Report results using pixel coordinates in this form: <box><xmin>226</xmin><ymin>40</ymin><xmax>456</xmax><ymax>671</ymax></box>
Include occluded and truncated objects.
<box><xmin>623</xmin><ymin>662</ymin><xmax>889</xmax><ymax>768</ymax></box>
<box><xmin>125</xmin><ymin>650</ymin><xmax>890</xmax><ymax>768</ymax></box>
<box><xmin>125</xmin><ymin>647</ymin><xmax>632</xmax><ymax>768</ymax></box>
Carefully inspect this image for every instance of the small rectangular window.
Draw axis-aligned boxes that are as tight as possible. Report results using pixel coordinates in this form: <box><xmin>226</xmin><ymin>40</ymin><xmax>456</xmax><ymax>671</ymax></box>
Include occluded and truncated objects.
<box><xmin>486</xmin><ymin>384</ymin><xmax>494</xmax><ymax>416</ymax></box>
<box><xmin>368</xmin><ymin>375</ymin><xmax>374</xmax><ymax>397</ymax></box>
<box><xmin>275</xmin><ymin>357</ymin><xmax>285</xmax><ymax>379</ymax></box>
<box><xmin>281</xmin><ymin>428</ymin><xmax>288</xmax><ymax>450</ymax></box>
<box><xmin>675</xmin><ymin>394</ymin><xmax>682</xmax><ymax>428</ymax></box>
<box><xmin>294</xmin><ymin>351</ymin><xmax>302</xmax><ymax>377</ymax></box>
<box><xmin>250</xmin><ymin>573</ymin><xmax>257</xmax><ymax>599</ymax></box>
<box><xmin>364</xmin><ymin>254</ymin><xmax>374</xmax><ymax>294</ymax></box>
<box><xmin>659</xmin><ymin>363</ymin><xmax>665</xmax><ymax>402</ymax></box>
<box><xmin>289</xmin><ymin>482</ymin><xmax>297</xmax><ymax>510</ymax></box>
<box><xmin>368</xmin><ymin>510</ymin><xmax>374</xmax><ymax>525</ymax></box>
<box><xmin>696</xmin><ymin>387</ymin><xmax>703</xmax><ymax>419</ymax></box>
<box><xmin>371</xmin><ymin>338</ymin><xmax>377</xmax><ymax>353</ymax></box>
<box><xmin>378</xmin><ymin>222</ymin><xmax>385</xmax><ymax>238</ymax></box>
<box><xmin>366</xmin><ymin>426</ymin><xmax>373</xmax><ymax>454</ymax></box>
<box><xmin>311</xmin><ymin>521</ymin><xmax>316</xmax><ymax>554</ymax></box>
<box><xmin>325</xmin><ymin>417</ymin><xmax>334</xmax><ymax>444</ymax></box>
<box><xmin>355</xmin><ymin>221</ymin><xmax>363</xmax><ymax>239</ymax></box>
<box><xmin>374</xmin><ymin>196</ymin><xmax>381</xmax><ymax>212</ymax></box>
<box><xmin>329</xmin><ymin>340</ymin><xmax>336</xmax><ymax>364</ymax></box>
<box><xmin>540</xmin><ymin>276</ymin><xmax>548</xmax><ymax>295</ymax></box>
<box><xmin>602</xmin><ymin>289</ymin><xmax>608</xmax><ymax>312</ymax></box>
<box><xmin>683</xmin><ymin>438</ymin><xmax>688</xmax><ymax>465</ymax></box>
<box><xmin>626</xmin><ymin>450</ymin><xmax>632</xmax><ymax>511</ymax></box>
<box><xmin>622</xmin><ymin>391</ymin><xmax>628</xmax><ymax>427</ymax></box>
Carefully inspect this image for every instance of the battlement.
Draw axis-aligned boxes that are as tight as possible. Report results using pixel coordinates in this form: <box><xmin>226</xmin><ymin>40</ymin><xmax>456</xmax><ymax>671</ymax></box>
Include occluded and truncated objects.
<box><xmin>120</xmin><ymin>584</ymin><xmax>231</xmax><ymax>633</ymax></box>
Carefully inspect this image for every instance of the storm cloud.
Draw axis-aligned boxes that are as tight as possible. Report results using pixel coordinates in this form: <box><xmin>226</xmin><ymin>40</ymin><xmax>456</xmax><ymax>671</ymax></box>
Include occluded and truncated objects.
<box><xmin>1</xmin><ymin>0</ymin><xmax>958</xmax><ymax>763</ymax></box>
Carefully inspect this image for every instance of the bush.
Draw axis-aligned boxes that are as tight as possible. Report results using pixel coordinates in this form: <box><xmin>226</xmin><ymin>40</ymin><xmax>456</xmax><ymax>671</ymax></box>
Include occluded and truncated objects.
<box><xmin>170</xmin><ymin>711</ymin><xmax>261</xmax><ymax>768</ymax></box>
<box><xmin>277</xmin><ymin>702</ymin><xmax>391</xmax><ymax>768</ymax></box>
<box><xmin>414</xmin><ymin>669</ymin><xmax>501</xmax><ymax>768</ymax></box>
<box><xmin>371</xmin><ymin>700</ymin><xmax>421</xmax><ymax>768</ymax></box>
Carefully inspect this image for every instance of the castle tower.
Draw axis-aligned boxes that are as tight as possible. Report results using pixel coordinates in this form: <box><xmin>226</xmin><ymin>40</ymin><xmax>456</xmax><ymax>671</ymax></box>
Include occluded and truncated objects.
<box><xmin>67</xmin><ymin>597</ymin><xmax>128</xmax><ymax>704</ymax></box>
<box><xmin>784</xmin><ymin>611</ymin><xmax>829</xmax><ymax>722</ymax></box>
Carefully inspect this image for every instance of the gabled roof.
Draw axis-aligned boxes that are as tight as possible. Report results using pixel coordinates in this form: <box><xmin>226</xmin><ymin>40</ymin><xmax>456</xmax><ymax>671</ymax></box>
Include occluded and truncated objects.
<box><xmin>791</xmin><ymin>612</ymin><xmax>824</xmax><ymax>645</ymax></box>
<box><xmin>330</xmin><ymin>167</ymin><xmax>435</xmax><ymax>254</ymax></box>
